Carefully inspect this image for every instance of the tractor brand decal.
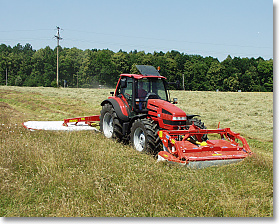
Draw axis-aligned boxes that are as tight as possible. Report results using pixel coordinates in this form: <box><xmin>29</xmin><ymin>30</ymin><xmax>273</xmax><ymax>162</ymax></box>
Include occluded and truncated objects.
<box><xmin>171</xmin><ymin>139</ymin><xmax>176</xmax><ymax>144</ymax></box>
<box><xmin>81</xmin><ymin>117</ymin><xmax>85</xmax><ymax>121</ymax></box>
<box><xmin>69</xmin><ymin>119</ymin><xmax>78</xmax><ymax>123</ymax></box>
<box><xmin>158</xmin><ymin>131</ymin><xmax>163</xmax><ymax>138</ymax></box>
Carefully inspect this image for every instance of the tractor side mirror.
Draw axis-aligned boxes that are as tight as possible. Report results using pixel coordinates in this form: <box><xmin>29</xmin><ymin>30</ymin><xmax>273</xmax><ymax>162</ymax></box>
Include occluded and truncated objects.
<box><xmin>120</xmin><ymin>78</ymin><xmax>127</xmax><ymax>88</ymax></box>
<box><xmin>173</xmin><ymin>98</ymin><xmax>178</xmax><ymax>104</ymax></box>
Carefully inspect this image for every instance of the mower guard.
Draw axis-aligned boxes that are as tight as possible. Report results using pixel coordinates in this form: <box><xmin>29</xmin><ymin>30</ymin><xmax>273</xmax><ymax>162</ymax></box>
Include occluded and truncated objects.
<box><xmin>157</xmin><ymin>125</ymin><xmax>252</xmax><ymax>168</ymax></box>
<box><xmin>63</xmin><ymin>115</ymin><xmax>100</xmax><ymax>127</ymax></box>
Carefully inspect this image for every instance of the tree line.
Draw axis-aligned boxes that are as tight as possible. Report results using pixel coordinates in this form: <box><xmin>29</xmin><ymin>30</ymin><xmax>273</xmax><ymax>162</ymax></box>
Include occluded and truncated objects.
<box><xmin>0</xmin><ymin>43</ymin><xmax>273</xmax><ymax>92</ymax></box>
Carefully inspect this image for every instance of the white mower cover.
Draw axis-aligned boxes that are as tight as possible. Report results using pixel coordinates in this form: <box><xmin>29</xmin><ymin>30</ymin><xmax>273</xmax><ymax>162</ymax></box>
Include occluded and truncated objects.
<box><xmin>23</xmin><ymin>121</ymin><xmax>99</xmax><ymax>131</ymax></box>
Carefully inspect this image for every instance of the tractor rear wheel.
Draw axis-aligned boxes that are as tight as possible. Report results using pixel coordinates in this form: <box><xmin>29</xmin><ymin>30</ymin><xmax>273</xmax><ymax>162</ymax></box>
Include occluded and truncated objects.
<box><xmin>130</xmin><ymin>118</ymin><xmax>161</xmax><ymax>155</ymax></box>
<box><xmin>100</xmin><ymin>103</ymin><xmax>123</xmax><ymax>141</ymax></box>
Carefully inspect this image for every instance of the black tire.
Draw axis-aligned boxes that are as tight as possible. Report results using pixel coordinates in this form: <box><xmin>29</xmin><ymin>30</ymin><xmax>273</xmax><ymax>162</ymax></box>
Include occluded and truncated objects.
<box><xmin>130</xmin><ymin>118</ymin><xmax>161</xmax><ymax>155</ymax></box>
<box><xmin>187</xmin><ymin>117</ymin><xmax>208</xmax><ymax>141</ymax></box>
<box><xmin>100</xmin><ymin>103</ymin><xmax>123</xmax><ymax>141</ymax></box>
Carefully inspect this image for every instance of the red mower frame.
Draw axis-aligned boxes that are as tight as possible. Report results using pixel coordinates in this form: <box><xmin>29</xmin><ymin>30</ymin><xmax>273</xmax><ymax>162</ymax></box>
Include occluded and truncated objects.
<box><xmin>158</xmin><ymin>124</ymin><xmax>252</xmax><ymax>166</ymax></box>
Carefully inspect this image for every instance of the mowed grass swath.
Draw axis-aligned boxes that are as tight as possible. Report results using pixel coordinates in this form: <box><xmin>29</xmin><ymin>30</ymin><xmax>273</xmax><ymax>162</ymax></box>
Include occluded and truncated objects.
<box><xmin>0</xmin><ymin>86</ymin><xmax>273</xmax><ymax>217</ymax></box>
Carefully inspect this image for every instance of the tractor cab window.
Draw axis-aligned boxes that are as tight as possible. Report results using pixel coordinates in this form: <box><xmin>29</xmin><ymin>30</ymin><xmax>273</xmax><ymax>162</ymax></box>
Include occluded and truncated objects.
<box><xmin>136</xmin><ymin>78</ymin><xmax>168</xmax><ymax>110</ymax></box>
<box><xmin>136</xmin><ymin>78</ymin><xmax>168</xmax><ymax>101</ymax></box>
<box><xmin>116</xmin><ymin>77</ymin><xmax>133</xmax><ymax>107</ymax></box>
<box><xmin>152</xmin><ymin>79</ymin><xmax>168</xmax><ymax>101</ymax></box>
<box><xmin>137</xmin><ymin>79</ymin><xmax>149</xmax><ymax>100</ymax></box>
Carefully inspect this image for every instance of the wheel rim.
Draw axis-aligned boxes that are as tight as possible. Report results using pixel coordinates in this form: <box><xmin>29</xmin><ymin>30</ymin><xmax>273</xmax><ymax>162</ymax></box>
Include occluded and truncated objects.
<box><xmin>103</xmin><ymin>112</ymin><xmax>113</xmax><ymax>138</ymax></box>
<box><xmin>133</xmin><ymin>127</ymin><xmax>146</xmax><ymax>152</ymax></box>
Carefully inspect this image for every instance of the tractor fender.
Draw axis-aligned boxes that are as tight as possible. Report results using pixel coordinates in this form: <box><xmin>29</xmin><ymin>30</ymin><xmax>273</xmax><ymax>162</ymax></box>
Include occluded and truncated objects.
<box><xmin>129</xmin><ymin>114</ymin><xmax>148</xmax><ymax>126</ymax></box>
<box><xmin>101</xmin><ymin>98</ymin><xmax>129</xmax><ymax>122</ymax></box>
<box><xmin>124</xmin><ymin>114</ymin><xmax>148</xmax><ymax>135</ymax></box>
<box><xmin>187</xmin><ymin>114</ymin><xmax>200</xmax><ymax>119</ymax></box>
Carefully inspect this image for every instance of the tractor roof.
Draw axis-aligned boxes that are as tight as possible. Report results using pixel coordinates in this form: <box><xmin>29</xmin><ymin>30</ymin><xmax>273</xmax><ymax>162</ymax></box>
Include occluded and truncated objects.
<box><xmin>120</xmin><ymin>65</ymin><xmax>166</xmax><ymax>79</ymax></box>
<box><xmin>120</xmin><ymin>74</ymin><xmax>166</xmax><ymax>79</ymax></box>
<box><xmin>136</xmin><ymin>65</ymin><xmax>160</xmax><ymax>76</ymax></box>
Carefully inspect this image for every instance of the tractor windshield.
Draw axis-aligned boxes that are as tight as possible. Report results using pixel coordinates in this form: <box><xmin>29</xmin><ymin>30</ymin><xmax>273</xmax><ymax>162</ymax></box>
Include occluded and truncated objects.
<box><xmin>137</xmin><ymin>78</ymin><xmax>168</xmax><ymax>101</ymax></box>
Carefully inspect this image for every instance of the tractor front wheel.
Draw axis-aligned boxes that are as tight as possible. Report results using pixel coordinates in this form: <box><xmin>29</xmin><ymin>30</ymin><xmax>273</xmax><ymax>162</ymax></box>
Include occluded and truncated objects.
<box><xmin>130</xmin><ymin>118</ymin><xmax>161</xmax><ymax>155</ymax></box>
<box><xmin>100</xmin><ymin>103</ymin><xmax>123</xmax><ymax>141</ymax></box>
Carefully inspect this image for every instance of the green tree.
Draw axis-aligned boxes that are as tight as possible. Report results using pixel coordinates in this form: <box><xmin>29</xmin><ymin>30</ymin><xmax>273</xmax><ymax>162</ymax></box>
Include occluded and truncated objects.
<box><xmin>60</xmin><ymin>47</ymin><xmax>83</xmax><ymax>87</ymax></box>
<box><xmin>183</xmin><ymin>60</ymin><xmax>193</xmax><ymax>90</ymax></box>
<box><xmin>0</xmin><ymin>43</ymin><xmax>273</xmax><ymax>92</ymax></box>
<box><xmin>26</xmin><ymin>46</ymin><xmax>55</xmax><ymax>86</ymax></box>
<box><xmin>112</xmin><ymin>51</ymin><xmax>130</xmax><ymax>75</ymax></box>
<box><xmin>191</xmin><ymin>62</ymin><xmax>209</xmax><ymax>91</ymax></box>
<box><xmin>257</xmin><ymin>59</ymin><xmax>273</xmax><ymax>91</ymax></box>
<box><xmin>223</xmin><ymin>74</ymin><xmax>240</xmax><ymax>91</ymax></box>
<box><xmin>206</xmin><ymin>61</ymin><xmax>225</xmax><ymax>91</ymax></box>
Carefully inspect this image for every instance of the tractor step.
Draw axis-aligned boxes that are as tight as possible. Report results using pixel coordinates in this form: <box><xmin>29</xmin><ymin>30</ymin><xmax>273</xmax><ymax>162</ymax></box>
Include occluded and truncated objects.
<box><xmin>157</xmin><ymin>125</ymin><xmax>252</xmax><ymax>168</ymax></box>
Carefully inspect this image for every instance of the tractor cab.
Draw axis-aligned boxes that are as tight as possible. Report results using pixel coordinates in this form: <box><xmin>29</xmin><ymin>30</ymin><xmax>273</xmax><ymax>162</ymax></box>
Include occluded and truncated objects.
<box><xmin>115</xmin><ymin>65</ymin><xmax>169</xmax><ymax>114</ymax></box>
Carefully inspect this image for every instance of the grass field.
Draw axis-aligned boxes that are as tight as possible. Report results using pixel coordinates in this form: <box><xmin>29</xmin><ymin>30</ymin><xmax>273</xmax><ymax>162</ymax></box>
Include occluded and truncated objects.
<box><xmin>0</xmin><ymin>86</ymin><xmax>273</xmax><ymax>217</ymax></box>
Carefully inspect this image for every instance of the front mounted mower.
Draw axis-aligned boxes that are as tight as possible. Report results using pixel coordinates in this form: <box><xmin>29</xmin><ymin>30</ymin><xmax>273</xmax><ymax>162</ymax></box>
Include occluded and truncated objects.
<box><xmin>62</xmin><ymin>65</ymin><xmax>252</xmax><ymax>168</ymax></box>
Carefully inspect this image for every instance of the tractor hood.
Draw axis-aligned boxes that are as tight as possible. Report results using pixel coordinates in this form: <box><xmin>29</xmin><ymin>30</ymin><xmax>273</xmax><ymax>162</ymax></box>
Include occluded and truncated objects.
<box><xmin>147</xmin><ymin>99</ymin><xmax>186</xmax><ymax>118</ymax></box>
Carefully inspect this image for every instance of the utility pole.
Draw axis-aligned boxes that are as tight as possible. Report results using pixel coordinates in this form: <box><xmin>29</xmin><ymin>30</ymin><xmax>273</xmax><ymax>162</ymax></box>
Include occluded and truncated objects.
<box><xmin>54</xmin><ymin>26</ymin><xmax>62</xmax><ymax>87</ymax></box>
<box><xmin>182</xmin><ymin>73</ymin><xmax>185</xmax><ymax>91</ymax></box>
<box><xmin>6</xmin><ymin>68</ymin><xmax>7</xmax><ymax>86</ymax></box>
<box><xmin>77</xmin><ymin>72</ymin><xmax>78</xmax><ymax>88</ymax></box>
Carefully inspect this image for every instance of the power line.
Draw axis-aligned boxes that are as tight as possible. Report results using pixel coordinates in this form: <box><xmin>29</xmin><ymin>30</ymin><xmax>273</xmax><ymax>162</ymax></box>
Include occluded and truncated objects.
<box><xmin>62</xmin><ymin>37</ymin><xmax>272</xmax><ymax>60</ymax></box>
<box><xmin>1</xmin><ymin>28</ymin><xmax>270</xmax><ymax>50</ymax></box>
<box><xmin>0</xmin><ymin>27</ymin><xmax>272</xmax><ymax>60</ymax></box>
<box><xmin>54</xmin><ymin>26</ymin><xmax>62</xmax><ymax>87</ymax></box>
<box><xmin>64</xmin><ymin>29</ymin><xmax>271</xmax><ymax>49</ymax></box>
<box><xmin>0</xmin><ymin>29</ymin><xmax>53</xmax><ymax>33</ymax></box>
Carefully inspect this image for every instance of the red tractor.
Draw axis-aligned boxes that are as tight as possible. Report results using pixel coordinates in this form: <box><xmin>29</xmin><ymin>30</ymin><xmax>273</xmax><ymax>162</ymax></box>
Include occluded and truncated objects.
<box><xmin>100</xmin><ymin>65</ymin><xmax>206</xmax><ymax>154</ymax></box>
<box><xmin>63</xmin><ymin>65</ymin><xmax>252</xmax><ymax>168</ymax></box>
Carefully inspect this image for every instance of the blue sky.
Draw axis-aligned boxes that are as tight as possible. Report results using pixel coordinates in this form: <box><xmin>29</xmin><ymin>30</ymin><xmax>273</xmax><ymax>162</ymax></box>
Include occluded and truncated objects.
<box><xmin>0</xmin><ymin>0</ymin><xmax>273</xmax><ymax>61</ymax></box>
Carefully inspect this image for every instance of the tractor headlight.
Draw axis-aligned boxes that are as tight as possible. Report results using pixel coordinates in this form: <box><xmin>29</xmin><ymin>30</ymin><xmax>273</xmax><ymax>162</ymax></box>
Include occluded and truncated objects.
<box><xmin>172</xmin><ymin>116</ymin><xmax>187</xmax><ymax>121</ymax></box>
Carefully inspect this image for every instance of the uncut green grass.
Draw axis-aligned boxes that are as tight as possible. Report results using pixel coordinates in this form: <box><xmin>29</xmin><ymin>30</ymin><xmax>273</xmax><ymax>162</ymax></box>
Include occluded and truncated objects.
<box><xmin>0</xmin><ymin>86</ymin><xmax>273</xmax><ymax>217</ymax></box>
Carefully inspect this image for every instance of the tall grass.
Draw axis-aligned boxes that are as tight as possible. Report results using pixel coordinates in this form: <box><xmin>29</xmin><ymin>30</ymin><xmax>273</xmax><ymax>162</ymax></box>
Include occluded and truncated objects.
<box><xmin>0</xmin><ymin>86</ymin><xmax>273</xmax><ymax>217</ymax></box>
